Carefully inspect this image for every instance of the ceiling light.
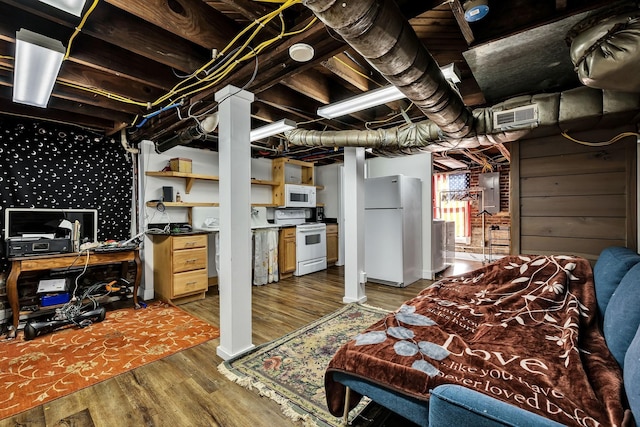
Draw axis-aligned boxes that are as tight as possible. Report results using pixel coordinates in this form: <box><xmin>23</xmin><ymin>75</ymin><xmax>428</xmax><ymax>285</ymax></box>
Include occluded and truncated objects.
<box><xmin>38</xmin><ymin>0</ymin><xmax>87</xmax><ymax>16</ymax></box>
<box><xmin>317</xmin><ymin>85</ymin><xmax>405</xmax><ymax>119</ymax></box>
<box><xmin>463</xmin><ymin>0</ymin><xmax>489</xmax><ymax>22</ymax></box>
<box><xmin>13</xmin><ymin>29</ymin><xmax>66</xmax><ymax>108</ymax></box>
<box><xmin>289</xmin><ymin>43</ymin><xmax>314</xmax><ymax>62</ymax></box>
<box><xmin>317</xmin><ymin>63</ymin><xmax>462</xmax><ymax>119</ymax></box>
<box><xmin>250</xmin><ymin>119</ymin><xmax>297</xmax><ymax>142</ymax></box>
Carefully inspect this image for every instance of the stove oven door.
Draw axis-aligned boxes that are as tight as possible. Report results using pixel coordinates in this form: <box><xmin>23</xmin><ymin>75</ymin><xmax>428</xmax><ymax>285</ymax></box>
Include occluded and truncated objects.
<box><xmin>295</xmin><ymin>223</ymin><xmax>327</xmax><ymax>276</ymax></box>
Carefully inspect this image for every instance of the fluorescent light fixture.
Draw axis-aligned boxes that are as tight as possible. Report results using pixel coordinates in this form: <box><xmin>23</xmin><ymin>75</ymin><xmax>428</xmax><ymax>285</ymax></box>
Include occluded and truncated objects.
<box><xmin>250</xmin><ymin>119</ymin><xmax>297</xmax><ymax>142</ymax></box>
<box><xmin>13</xmin><ymin>29</ymin><xmax>65</xmax><ymax>108</ymax></box>
<box><xmin>317</xmin><ymin>63</ymin><xmax>462</xmax><ymax>119</ymax></box>
<box><xmin>317</xmin><ymin>85</ymin><xmax>405</xmax><ymax>119</ymax></box>
<box><xmin>38</xmin><ymin>0</ymin><xmax>87</xmax><ymax>16</ymax></box>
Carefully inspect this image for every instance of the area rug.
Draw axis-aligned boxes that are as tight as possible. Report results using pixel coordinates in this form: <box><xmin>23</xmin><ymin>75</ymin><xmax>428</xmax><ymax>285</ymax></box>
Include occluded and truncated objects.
<box><xmin>0</xmin><ymin>301</ymin><xmax>220</xmax><ymax>420</ymax></box>
<box><xmin>219</xmin><ymin>303</ymin><xmax>389</xmax><ymax>427</ymax></box>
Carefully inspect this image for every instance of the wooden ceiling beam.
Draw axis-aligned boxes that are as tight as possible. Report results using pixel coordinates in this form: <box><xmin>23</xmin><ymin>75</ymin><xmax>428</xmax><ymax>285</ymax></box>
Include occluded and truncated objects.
<box><xmin>210</xmin><ymin>0</ymin><xmax>274</xmax><ymax>22</ymax></box>
<box><xmin>449</xmin><ymin>0</ymin><xmax>476</xmax><ymax>45</ymax></box>
<box><xmin>0</xmin><ymin>95</ymin><xmax>118</xmax><ymax>132</ymax></box>
<box><xmin>68</xmin><ymin>37</ymin><xmax>178</xmax><ymax>91</ymax></box>
<box><xmin>256</xmin><ymin>85</ymin><xmax>322</xmax><ymax>122</ymax></box>
<box><xmin>495</xmin><ymin>143</ymin><xmax>511</xmax><ymax>162</ymax></box>
<box><xmin>396</xmin><ymin>0</ymin><xmax>449</xmax><ymax>19</ymax></box>
<box><xmin>131</xmin><ymin>18</ymin><xmax>345</xmax><ymax>142</ymax></box>
<box><xmin>322</xmin><ymin>53</ymin><xmax>374</xmax><ymax>92</ymax></box>
<box><xmin>0</xmin><ymin>7</ymin><xmax>178</xmax><ymax>92</ymax></box>
<box><xmin>104</xmin><ymin>0</ymin><xmax>239</xmax><ymax>50</ymax></box>
<box><xmin>0</xmin><ymin>0</ymin><xmax>210</xmax><ymax>73</ymax></box>
<box><xmin>83</xmin><ymin>2</ymin><xmax>210</xmax><ymax>73</ymax></box>
<box><xmin>461</xmin><ymin>149</ymin><xmax>486</xmax><ymax>167</ymax></box>
<box><xmin>281</xmin><ymin>70</ymin><xmax>331</xmax><ymax>105</ymax></box>
<box><xmin>58</xmin><ymin>61</ymin><xmax>165</xmax><ymax>103</ymax></box>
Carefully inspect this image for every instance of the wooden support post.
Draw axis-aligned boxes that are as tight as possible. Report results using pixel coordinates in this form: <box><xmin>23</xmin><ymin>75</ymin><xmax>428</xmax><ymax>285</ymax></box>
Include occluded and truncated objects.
<box><xmin>215</xmin><ymin>85</ymin><xmax>255</xmax><ymax>360</ymax></box>
<box><xmin>343</xmin><ymin>147</ymin><xmax>367</xmax><ymax>304</ymax></box>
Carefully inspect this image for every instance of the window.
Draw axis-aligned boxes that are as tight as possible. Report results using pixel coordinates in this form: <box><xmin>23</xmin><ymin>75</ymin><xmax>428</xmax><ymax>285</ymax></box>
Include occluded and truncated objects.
<box><xmin>433</xmin><ymin>172</ymin><xmax>472</xmax><ymax>244</ymax></box>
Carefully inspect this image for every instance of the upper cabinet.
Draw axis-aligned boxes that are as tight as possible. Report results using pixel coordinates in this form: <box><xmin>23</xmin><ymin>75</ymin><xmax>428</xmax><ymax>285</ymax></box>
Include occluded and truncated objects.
<box><xmin>271</xmin><ymin>158</ymin><xmax>316</xmax><ymax>207</ymax></box>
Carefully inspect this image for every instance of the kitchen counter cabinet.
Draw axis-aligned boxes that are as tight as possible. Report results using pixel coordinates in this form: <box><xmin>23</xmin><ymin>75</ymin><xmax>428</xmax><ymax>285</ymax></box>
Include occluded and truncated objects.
<box><xmin>278</xmin><ymin>227</ymin><xmax>296</xmax><ymax>279</ymax></box>
<box><xmin>326</xmin><ymin>223</ymin><xmax>339</xmax><ymax>265</ymax></box>
<box><xmin>152</xmin><ymin>233</ymin><xmax>209</xmax><ymax>304</ymax></box>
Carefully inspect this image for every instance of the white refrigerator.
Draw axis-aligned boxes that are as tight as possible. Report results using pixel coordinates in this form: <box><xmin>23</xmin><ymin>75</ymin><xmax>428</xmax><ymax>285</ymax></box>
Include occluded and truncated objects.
<box><xmin>365</xmin><ymin>175</ymin><xmax>422</xmax><ymax>287</ymax></box>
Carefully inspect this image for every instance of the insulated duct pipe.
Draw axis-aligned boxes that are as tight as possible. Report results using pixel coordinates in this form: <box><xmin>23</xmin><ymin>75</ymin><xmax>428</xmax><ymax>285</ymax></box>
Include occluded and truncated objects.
<box><xmin>285</xmin><ymin>87</ymin><xmax>640</xmax><ymax>155</ymax></box>
<box><xmin>303</xmin><ymin>0</ymin><xmax>474</xmax><ymax>139</ymax></box>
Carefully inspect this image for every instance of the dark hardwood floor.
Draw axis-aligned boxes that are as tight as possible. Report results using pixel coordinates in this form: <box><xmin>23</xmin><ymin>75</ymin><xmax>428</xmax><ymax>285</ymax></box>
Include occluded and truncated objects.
<box><xmin>0</xmin><ymin>261</ymin><xmax>480</xmax><ymax>427</ymax></box>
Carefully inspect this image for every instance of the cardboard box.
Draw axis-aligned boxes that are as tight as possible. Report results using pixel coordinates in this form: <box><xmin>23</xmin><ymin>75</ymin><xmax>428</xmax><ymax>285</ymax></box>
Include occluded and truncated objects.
<box><xmin>170</xmin><ymin>157</ymin><xmax>192</xmax><ymax>173</ymax></box>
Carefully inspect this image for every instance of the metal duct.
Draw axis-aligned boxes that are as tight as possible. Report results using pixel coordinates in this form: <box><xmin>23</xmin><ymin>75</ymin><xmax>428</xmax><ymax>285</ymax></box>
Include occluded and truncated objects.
<box><xmin>567</xmin><ymin>5</ymin><xmax>640</xmax><ymax>93</ymax></box>
<box><xmin>285</xmin><ymin>86</ymin><xmax>640</xmax><ymax>156</ymax></box>
<box><xmin>302</xmin><ymin>0</ymin><xmax>474</xmax><ymax>139</ymax></box>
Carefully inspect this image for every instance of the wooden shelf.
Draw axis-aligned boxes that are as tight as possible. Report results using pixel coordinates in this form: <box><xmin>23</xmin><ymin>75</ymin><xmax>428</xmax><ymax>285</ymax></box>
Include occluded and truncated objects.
<box><xmin>146</xmin><ymin>201</ymin><xmax>218</xmax><ymax>208</ymax></box>
<box><xmin>145</xmin><ymin>171</ymin><xmax>217</xmax><ymax>180</ymax></box>
<box><xmin>146</xmin><ymin>201</ymin><xmax>278</xmax><ymax>208</ymax></box>
<box><xmin>145</xmin><ymin>171</ymin><xmax>278</xmax><ymax>193</ymax></box>
<box><xmin>251</xmin><ymin>179</ymin><xmax>279</xmax><ymax>186</ymax></box>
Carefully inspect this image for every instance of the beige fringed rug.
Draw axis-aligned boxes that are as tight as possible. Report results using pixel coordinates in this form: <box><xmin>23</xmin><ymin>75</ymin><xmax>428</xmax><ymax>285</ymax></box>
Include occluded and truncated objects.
<box><xmin>218</xmin><ymin>304</ymin><xmax>388</xmax><ymax>427</ymax></box>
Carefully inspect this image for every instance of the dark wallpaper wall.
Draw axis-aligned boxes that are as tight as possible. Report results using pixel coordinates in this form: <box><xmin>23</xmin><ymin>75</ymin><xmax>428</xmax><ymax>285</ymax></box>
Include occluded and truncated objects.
<box><xmin>0</xmin><ymin>116</ymin><xmax>133</xmax><ymax>272</ymax></box>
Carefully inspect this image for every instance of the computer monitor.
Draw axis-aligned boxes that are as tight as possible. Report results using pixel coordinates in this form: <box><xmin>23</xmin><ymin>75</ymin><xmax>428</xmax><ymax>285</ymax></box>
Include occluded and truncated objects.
<box><xmin>4</xmin><ymin>208</ymin><xmax>98</xmax><ymax>243</ymax></box>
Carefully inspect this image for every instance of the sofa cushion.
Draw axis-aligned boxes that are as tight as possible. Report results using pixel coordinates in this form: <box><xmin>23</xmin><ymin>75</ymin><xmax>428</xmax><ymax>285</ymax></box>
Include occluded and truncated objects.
<box><xmin>428</xmin><ymin>384</ymin><xmax>564</xmax><ymax>427</ymax></box>
<box><xmin>624</xmin><ymin>326</ymin><xmax>640</xmax><ymax>424</ymax></box>
<box><xmin>604</xmin><ymin>262</ymin><xmax>640</xmax><ymax>367</ymax></box>
<box><xmin>594</xmin><ymin>246</ymin><xmax>640</xmax><ymax>316</ymax></box>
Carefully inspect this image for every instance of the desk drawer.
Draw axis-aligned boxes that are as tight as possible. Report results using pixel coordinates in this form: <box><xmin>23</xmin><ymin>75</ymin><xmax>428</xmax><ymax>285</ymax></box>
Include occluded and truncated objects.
<box><xmin>173</xmin><ymin>269</ymin><xmax>208</xmax><ymax>297</ymax></box>
<box><xmin>172</xmin><ymin>248</ymin><xmax>207</xmax><ymax>273</ymax></box>
<box><xmin>172</xmin><ymin>234</ymin><xmax>207</xmax><ymax>250</ymax></box>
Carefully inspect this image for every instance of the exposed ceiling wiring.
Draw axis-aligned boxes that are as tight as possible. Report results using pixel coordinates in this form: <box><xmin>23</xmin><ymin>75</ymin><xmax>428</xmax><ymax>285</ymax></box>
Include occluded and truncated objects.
<box><xmin>64</xmin><ymin>0</ymin><xmax>99</xmax><ymax>60</ymax></box>
<box><xmin>333</xmin><ymin>55</ymin><xmax>382</xmax><ymax>87</ymax></box>
<box><xmin>4</xmin><ymin>0</ymin><xmax>317</xmax><ymax>126</ymax></box>
<box><xmin>561</xmin><ymin>131</ymin><xmax>640</xmax><ymax>146</ymax></box>
<box><xmin>365</xmin><ymin>102</ymin><xmax>415</xmax><ymax>129</ymax></box>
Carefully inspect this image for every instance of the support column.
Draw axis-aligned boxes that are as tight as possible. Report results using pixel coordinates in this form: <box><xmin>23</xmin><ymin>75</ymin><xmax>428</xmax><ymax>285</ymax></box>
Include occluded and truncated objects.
<box><xmin>343</xmin><ymin>147</ymin><xmax>367</xmax><ymax>304</ymax></box>
<box><xmin>215</xmin><ymin>85</ymin><xmax>255</xmax><ymax>360</ymax></box>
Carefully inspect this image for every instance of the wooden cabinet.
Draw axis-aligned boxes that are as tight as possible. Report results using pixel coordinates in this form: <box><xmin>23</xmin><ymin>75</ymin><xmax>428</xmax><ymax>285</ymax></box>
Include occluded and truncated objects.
<box><xmin>326</xmin><ymin>223</ymin><xmax>339</xmax><ymax>265</ymax></box>
<box><xmin>271</xmin><ymin>157</ymin><xmax>316</xmax><ymax>207</ymax></box>
<box><xmin>278</xmin><ymin>227</ymin><xmax>297</xmax><ymax>278</ymax></box>
<box><xmin>152</xmin><ymin>233</ymin><xmax>209</xmax><ymax>304</ymax></box>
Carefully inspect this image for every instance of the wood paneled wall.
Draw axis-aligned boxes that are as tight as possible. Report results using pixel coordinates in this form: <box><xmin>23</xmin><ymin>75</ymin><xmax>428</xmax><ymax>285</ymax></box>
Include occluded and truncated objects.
<box><xmin>511</xmin><ymin>126</ymin><xmax>637</xmax><ymax>263</ymax></box>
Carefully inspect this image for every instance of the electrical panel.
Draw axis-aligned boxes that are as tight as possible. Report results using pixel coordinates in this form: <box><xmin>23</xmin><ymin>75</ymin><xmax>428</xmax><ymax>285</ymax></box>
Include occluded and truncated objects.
<box><xmin>479</xmin><ymin>172</ymin><xmax>500</xmax><ymax>214</ymax></box>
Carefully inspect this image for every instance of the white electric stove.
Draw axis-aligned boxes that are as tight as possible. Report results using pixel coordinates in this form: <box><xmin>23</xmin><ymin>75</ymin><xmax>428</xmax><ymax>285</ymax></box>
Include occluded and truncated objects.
<box><xmin>274</xmin><ymin>209</ymin><xmax>327</xmax><ymax>276</ymax></box>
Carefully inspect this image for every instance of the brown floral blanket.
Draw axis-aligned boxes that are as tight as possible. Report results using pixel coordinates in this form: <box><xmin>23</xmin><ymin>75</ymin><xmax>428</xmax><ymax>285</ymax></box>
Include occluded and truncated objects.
<box><xmin>325</xmin><ymin>255</ymin><xmax>625</xmax><ymax>427</ymax></box>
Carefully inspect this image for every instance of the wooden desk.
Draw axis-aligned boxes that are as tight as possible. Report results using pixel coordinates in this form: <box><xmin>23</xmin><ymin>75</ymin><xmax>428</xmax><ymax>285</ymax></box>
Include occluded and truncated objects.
<box><xmin>7</xmin><ymin>249</ymin><xmax>142</xmax><ymax>335</ymax></box>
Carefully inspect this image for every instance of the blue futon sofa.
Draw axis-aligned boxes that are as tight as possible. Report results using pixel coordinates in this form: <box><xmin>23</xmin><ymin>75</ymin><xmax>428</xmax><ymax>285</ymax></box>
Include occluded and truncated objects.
<box><xmin>335</xmin><ymin>246</ymin><xmax>640</xmax><ymax>426</ymax></box>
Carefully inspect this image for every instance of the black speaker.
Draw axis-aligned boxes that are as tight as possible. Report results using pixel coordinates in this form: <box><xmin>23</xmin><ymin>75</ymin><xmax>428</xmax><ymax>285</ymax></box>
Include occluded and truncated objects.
<box><xmin>162</xmin><ymin>186</ymin><xmax>173</xmax><ymax>202</ymax></box>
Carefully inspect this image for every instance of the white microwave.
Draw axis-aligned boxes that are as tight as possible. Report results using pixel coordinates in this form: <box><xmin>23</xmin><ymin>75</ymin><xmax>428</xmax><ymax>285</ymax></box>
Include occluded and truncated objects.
<box><xmin>284</xmin><ymin>184</ymin><xmax>316</xmax><ymax>208</ymax></box>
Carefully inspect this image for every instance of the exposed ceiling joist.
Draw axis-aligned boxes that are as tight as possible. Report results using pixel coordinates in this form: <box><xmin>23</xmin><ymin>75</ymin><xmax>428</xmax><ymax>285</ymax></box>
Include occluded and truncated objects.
<box><xmin>0</xmin><ymin>0</ymin><xmax>626</xmax><ymax>167</ymax></box>
<box><xmin>104</xmin><ymin>0</ymin><xmax>239</xmax><ymax>50</ymax></box>
<box><xmin>323</xmin><ymin>53</ymin><xmax>375</xmax><ymax>92</ymax></box>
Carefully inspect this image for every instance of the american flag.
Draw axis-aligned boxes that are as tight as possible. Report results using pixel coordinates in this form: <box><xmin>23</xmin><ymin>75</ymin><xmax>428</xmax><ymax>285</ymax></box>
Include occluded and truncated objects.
<box><xmin>448</xmin><ymin>173</ymin><xmax>469</xmax><ymax>192</ymax></box>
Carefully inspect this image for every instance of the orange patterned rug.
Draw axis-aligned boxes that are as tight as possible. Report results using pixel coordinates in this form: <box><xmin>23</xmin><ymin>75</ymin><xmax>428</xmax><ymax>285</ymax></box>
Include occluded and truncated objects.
<box><xmin>0</xmin><ymin>301</ymin><xmax>219</xmax><ymax>420</ymax></box>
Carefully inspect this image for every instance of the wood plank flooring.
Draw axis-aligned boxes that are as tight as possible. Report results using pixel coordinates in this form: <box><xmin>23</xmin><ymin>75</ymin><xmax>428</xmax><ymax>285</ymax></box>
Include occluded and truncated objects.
<box><xmin>0</xmin><ymin>262</ymin><xmax>480</xmax><ymax>427</ymax></box>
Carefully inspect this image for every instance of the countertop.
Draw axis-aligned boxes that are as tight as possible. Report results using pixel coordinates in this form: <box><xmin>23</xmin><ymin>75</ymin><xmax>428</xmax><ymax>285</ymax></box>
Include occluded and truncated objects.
<box><xmin>191</xmin><ymin>224</ymin><xmax>282</xmax><ymax>233</ymax></box>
